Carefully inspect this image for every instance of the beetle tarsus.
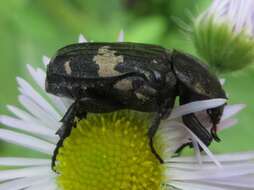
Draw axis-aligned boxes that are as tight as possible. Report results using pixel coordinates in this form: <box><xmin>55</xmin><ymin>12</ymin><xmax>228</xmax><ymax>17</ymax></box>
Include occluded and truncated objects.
<box><xmin>211</xmin><ymin>125</ymin><xmax>221</xmax><ymax>142</ymax></box>
<box><xmin>149</xmin><ymin>137</ymin><xmax>164</xmax><ymax>163</ymax></box>
<box><xmin>52</xmin><ymin>100</ymin><xmax>81</xmax><ymax>171</ymax></box>
<box><xmin>52</xmin><ymin>121</ymin><xmax>76</xmax><ymax>171</ymax></box>
<box><xmin>174</xmin><ymin>142</ymin><xmax>192</xmax><ymax>156</ymax></box>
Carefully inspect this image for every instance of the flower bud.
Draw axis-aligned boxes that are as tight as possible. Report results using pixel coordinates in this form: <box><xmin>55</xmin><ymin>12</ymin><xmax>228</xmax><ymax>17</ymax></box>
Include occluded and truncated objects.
<box><xmin>192</xmin><ymin>0</ymin><xmax>254</xmax><ymax>73</ymax></box>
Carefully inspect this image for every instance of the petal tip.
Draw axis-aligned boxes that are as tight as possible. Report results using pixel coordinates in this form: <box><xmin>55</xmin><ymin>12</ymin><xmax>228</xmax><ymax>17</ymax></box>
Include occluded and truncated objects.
<box><xmin>78</xmin><ymin>34</ymin><xmax>88</xmax><ymax>43</ymax></box>
<box><xmin>42</xmin><ymin>56</ymin><xmax>50</xmax><ymax>66</ymax></box>
<box><xmin>117</xmin><ymin>29</ymin><xmax>125</xmax><ymax>42</ymax></box>
<box><xmin>220</xmin><ymin>78</ymin><xmax>226</xmax><ymax>85</ymax></box>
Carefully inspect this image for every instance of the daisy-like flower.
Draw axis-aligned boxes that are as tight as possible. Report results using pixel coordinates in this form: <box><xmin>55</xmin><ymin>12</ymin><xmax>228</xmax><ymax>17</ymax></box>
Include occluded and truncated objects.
<box><xmin>0</xmin><ymin>32</ymin><xmax>253</xmax><ymax>190</ymax></box>
<box><xmin>192</xmin><ymin>0</ymin><xmax>254</xmax><ymax>73</ymax></box>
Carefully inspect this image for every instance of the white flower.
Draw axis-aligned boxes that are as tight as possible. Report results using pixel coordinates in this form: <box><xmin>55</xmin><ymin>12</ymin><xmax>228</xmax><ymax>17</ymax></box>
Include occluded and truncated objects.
<box><xmin>0</xmin><ymin>32</ymin><xmax>252</xmax><ymax>190</ymax></box>
<box><xmin>203</xmin><ymin>0</ymin><xmax>254</xmax><ymax>36</ymax></box>
<box><xmin>192</xmin><ymin>0</ymin><xmax>254</xmax><ymax>72</ymax></box>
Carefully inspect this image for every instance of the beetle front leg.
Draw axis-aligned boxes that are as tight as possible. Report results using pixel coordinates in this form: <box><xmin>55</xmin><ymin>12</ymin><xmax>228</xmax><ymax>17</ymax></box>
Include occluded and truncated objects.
<box><xmin>174</xmin><ymin>113</ymin><xmax>213</xmax><ymax>156</ymax></box>
<box><xmin>182</xmin><ymin>113</ymin><xmax>213</xmax><ymax>147</ymax></box>
<box><xmin>173</xmin><ymin>113</ymin><xmax>213</xmax><ymax>156</ymax></box>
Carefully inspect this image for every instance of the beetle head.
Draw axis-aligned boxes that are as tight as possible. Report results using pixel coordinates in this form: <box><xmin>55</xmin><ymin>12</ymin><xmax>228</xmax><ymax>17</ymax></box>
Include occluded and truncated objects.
<box><xmin>207</xmin><ymin>104</ymin><xmax>225</xmax><ymax>125</ymax></box>
<box><xmin>207</xmin><ymin>103</ymin><xmax>226</xmax><ymax>141</ymax></box>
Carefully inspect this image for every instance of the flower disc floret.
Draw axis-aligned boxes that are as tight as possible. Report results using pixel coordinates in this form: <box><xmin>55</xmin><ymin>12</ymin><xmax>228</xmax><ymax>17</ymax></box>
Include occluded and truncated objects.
<box><xmin>56</xmin><ymin>111</ymin><xmax>164</xmax><ymax>190</ymax></box>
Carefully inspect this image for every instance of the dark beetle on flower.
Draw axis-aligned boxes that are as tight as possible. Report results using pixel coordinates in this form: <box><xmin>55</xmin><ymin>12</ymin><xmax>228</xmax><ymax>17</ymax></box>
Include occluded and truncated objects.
<box><xmin>46</xmin><ymin>42</ymin><xmax>227</xmax><ymax>169</ymax></box>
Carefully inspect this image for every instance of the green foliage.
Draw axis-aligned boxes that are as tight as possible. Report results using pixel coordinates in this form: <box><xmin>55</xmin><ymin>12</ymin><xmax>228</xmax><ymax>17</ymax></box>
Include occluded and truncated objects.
<box><xmin>127</xmin><ymin>16</ymin><xmax>166</xmax><ymax>43</ymax></box>
<box><xmin>193</xmin><ymin>17</ymin><xmax>254</xmax><ymax>73</ymax></box>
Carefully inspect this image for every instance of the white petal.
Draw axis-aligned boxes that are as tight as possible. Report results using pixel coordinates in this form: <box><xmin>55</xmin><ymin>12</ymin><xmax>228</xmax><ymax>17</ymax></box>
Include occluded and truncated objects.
<box><xmin>169</xmin><ymin>161</ymin><xmax>254</xmax><ymax>171</ymax></box>
<box><xmin>202</xmin><ymin>175</ymin><xmax>254</xmax><ymax>188</ymax></box>
<box><xmin>170</xmin><ymin>181</ymin><xmax>227</xmax><ymax>190</ymax></box>
<box><xmin>26</xmin><ymin>64</ymin><xmax>68</xmax><ymax>115</ymax></box>
<box><xmin>0</xmin><ymin>115</ymin><xmax>56</xmax><ymax>138</ymax></box>
<box><xmin>6</xmin><ymin>105</ymin><xmax>58</xmax><ymax>139</ymax></box>
<box><xmin>170</xmin><ymin>99</ymin><xmax>227</xmax><ymax>119</ymax></box>
<box><xmin>26</xmin><ymin>64</ymin><xmax>45</xmax><ymax>89</ymax></box>
<box><xmin>42</xmin><ymin>56</ymin><xmax>50</xmax><ymax>67</ymax></box>
<box><xmin>7</xmin><ymin>105</ymin><xmax>37</xmax><ymax>122</ymax></box>
<box><xmin>220</xmin><ymin>78</ymin><xmax>226</xmax><ymax>85</ymax></box>
<box><xmin>221</xmin><ymin>104</ymin><xmax>246</xmax><ymax>121</ymax></box>
<box><xmin>18</xmin><ymin>95</ymin><xmax>60</xmax><ymax>130</ymax></box>
<box><xmin>25</xmin><ymin>179</ymin><xmax>58</xmax><ymax>190</ymax></box>
<box><xmin>48</xmin><ymin>96</ymin><xmax>69</xmax><ymax>116</ymax></box>
<box><xmin>78</xmin><ymin>34</ymin><xmax>88</xmax><ymax>43</ymax></box>
<box><xmin>169</xmin><ymin>164</ymin><xmax>254</xmax><ymax>181</ymax></box>
<box><xmin>117</xmin><ymin>29</ymin><xmax>124</xmax><ymax>42</ymax></box>
<box><xmin>157</xmin><ymin>121</ymin><xmax>190</xmax><ymax>157</ymax></box>
<box><xmin>170</xmin><ymin>151</ymin><xmax>254</xmax><ymax>163</ymax></box>
<box><xmin>0</xmin><ymin>129</ymin><xmax>54</xmax><ymax>155</ymax></box>
<box><xmin>158</xmin><ymin>121</ymin><xmax>187</xmax><ymax>140</ymax></box>
<box><xmin>0</xmin><ymin>166</ymin><xmax>51</xmax><ymax>181</ymax></box>
<box><xmin>60</xmin><ymin>97</ymin><xmax>73</xmax><ymax>109</ymax></box>
<box><xmin>0</xmin><ymin>157</ymin><xmax>50</xmax><ymax>166</ymax></box>
<box><xmin>218</xmin><ymin>118</ymin><xmax>238</xmax><ymax>131</ymax></box>
<box><xmin>184</xmin><ymin>127</ymin><xmax>222</xmax><ymax>168</ymax></box>
<box><xmin>0</xmin><ymin>176</ymin><xmax>52</xmax><ymax>190</ymax></box>
<box><xmin>191</xmin><ymin>136</ymin><xmax>203</xmax><ymax>165</ymax></box>
<box><xmin>17</xmin><ymin>77</ymin><xmax>61</xmax><ymax>121</ymax></box>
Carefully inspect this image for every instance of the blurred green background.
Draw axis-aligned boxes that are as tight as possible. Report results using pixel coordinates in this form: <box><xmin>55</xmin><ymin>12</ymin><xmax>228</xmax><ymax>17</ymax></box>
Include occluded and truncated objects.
<box><xmin>0</xmin><ymin>0</ymin><xmax>253</xmax><ymax>157</ymax></box>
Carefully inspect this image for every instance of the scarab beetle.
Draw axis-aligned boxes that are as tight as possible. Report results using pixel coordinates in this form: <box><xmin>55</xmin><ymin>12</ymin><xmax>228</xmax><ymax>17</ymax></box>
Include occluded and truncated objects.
<box><xmin>46</xmin><ymin>42</ymin><xmax>227</xmax><ymax>169</ymax></box>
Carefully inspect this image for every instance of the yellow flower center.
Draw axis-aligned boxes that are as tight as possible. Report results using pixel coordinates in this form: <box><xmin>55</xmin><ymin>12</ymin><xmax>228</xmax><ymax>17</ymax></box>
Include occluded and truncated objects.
<box><xmin>56</xmin><ymin>111</ymin><xmax>164</xmax><ymax>190</ymax></box>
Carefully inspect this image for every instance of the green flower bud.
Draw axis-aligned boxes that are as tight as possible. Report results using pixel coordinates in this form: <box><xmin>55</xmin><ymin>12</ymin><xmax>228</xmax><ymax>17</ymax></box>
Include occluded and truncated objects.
<box><xmin>192</xmin><ymin>0</ymin><xmax>254</xmax><ymax>73</ymax></box>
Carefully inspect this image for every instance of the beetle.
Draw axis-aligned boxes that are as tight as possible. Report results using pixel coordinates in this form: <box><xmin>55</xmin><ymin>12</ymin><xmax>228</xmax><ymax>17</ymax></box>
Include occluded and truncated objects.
<box><xmin>46</xmin><ymin>42</ymin><xmax>227</xmax><ymax>169</ymax></box>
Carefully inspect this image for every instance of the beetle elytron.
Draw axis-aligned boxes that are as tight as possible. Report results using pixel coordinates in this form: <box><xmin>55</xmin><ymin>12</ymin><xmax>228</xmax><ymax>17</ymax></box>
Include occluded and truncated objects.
<box><xmin>46</xmin><ymin>42</ymin><xmax>227</xmax><ymax>169</ymax></box>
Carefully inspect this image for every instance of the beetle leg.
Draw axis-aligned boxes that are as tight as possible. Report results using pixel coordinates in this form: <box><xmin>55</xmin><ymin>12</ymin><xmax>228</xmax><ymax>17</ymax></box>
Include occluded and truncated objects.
<box><xmin>182</xmin><ymin>113</ymin><xmax>213</xmax><ymax>147</ymax></box>
<box><xmin>211</xmin><ymin>125</ymin><xmax>221</xmax><ymax>142</ymax></box>
<box><xmin>174</xmin><ymin>142</ymin><xmax>192</xmax><ymax>156</ymax></box>
<box><xmin>174</xmin><ymin>113</ymin><xmax>214</xmax><ymax>156</ymax></box>
<box><xmin>52</xmin><ymin>97</ymin><xmax>123</xmax><ymax>171</ymax></box>
<box><xmin>147</xmin><ymin>97</ymin><xmax>175</xmax><ymax>163</ymax></box>
<box><xmin>148</xmin><ymin>112</ymin><xmax>164</xmax><ymax>163</ymax></box>
<box><xmin>52</xmin><ymin>100</ymin><xmax>81</xmax><ymax>171</ymax></box>
<box><xmin>56</xmin><ymin>102</ymin><xmax>81</xmax><ymax>136</ymax></box>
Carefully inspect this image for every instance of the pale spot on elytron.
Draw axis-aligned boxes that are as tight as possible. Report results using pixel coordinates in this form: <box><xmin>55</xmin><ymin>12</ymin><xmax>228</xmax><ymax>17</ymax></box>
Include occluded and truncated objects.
<box><xmin>114</xmin><ymin>79</ymin><xmax>133</xmax><ymax>91</ymax></box>
<box><xmin>56</xmin><ymin>111</ymin><xmax>164</xmax><ymax>190</ymax></box>
<box><xmin>64</xmin><ymin>61</ymin><xmax>72</xmax><ymax>75</ymax></box>
<box><xmin>152</xmin><ymin>59</ymin><xmax>158</xmax><ymax>64</ymax></box>
<box><xmin>93</xmin><ymin>46</ymin><xmax>124</xmax><ymax>77</ymax></box>
<box><xmin>136</xmin><ymin>92</ymin><xmax>149</xmax><ymax>101</ymax></box>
